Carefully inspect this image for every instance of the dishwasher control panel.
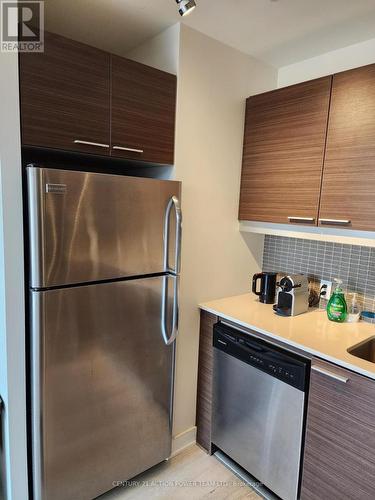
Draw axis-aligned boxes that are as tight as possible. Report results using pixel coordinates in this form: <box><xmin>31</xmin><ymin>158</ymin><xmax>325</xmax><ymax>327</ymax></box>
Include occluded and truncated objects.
<box><xmin>213</xmin><ymin>322</ymin><xmax>309</xmax><ymax>391</ymax></box>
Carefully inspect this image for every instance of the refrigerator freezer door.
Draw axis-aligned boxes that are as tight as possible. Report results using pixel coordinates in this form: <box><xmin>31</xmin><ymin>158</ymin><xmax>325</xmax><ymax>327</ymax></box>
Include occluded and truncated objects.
<box><xmin>31</xmin><ymin>276</ymin><xmax>174</xmax><ymax>500</ymax></box>
<box><xmin>27</xmin><ymin>166</ymin><xmax>181</xmax><ymax>288</ymax></box>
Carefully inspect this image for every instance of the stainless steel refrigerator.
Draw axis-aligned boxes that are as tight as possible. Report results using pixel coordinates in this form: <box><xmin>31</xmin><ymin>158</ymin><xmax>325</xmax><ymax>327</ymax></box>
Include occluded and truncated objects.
<box><xmin>27</xmin><ymin>166</ymin><xmax>182</xmax><ymax>500</ymax></box>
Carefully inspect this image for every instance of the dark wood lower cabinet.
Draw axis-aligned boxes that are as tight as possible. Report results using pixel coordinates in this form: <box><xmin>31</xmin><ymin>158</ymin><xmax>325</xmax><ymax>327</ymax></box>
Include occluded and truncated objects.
<box><xmin>196</xmin><ymin>310</ymin><xmax>217</xmax><ymax>453</ymax></box>
<box><xmin>301</xmin><ymin>358</ymin><xmax>375</xmax><ymax>500</ymax></box>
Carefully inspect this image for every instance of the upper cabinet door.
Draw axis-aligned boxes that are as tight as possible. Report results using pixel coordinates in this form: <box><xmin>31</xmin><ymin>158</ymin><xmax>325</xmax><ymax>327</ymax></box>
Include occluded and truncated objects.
<box><xmin>239</xmin><ymin>77</ymin><xmax>332</xmax><ymax>224</ymax></box>
<box><xmin>19</xmin><ymin>31</ymin><xmax>110</xmax><ymax>155</ymax></box>
<box><xmin>111</xmin><ymin>56</ymin><xmax>177</xmax><ymax>164</ymax></box>
<box><xmin>318</xmin><ymin>64</ymin><xmax>375</xmax><ymax>231</ymax></box>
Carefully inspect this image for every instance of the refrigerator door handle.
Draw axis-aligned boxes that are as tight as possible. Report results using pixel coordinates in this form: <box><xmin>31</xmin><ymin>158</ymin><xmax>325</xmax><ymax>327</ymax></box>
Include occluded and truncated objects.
<box><xmin>163</xmin><ymin>196</ymin><xmax>182</xmax><ymax>274</ymax></box>
<box><xmin>161</xmin><ymin>274</ymin><xmax>180</xmax><ymax>346</ymax></box>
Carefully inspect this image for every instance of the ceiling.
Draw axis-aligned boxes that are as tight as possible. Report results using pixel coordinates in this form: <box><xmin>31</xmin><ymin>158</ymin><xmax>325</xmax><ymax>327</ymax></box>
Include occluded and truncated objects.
<box><xmin>44</xmin><ymin>0</ymin><xmax>375</xmax><ymax>67</ymax></box>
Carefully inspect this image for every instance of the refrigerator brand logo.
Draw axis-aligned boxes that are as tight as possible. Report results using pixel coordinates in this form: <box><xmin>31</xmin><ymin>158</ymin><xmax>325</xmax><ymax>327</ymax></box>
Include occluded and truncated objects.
<box><xmin>1</xmin><ymin>1</ymin><xmax>44</xmax><ymax>52</ymax></box>
<box><xmin>46</xmin><ymin>183</ymin><xmax>67</xmax><ymax>194</ymax></box>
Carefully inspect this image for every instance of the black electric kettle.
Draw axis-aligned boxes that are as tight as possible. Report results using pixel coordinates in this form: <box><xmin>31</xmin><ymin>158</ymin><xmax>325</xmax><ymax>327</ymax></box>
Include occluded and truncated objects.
<box><xmin>252</xmin><ymin>272</ymin><xmax>277</xmax><ymax>304</ymax></box>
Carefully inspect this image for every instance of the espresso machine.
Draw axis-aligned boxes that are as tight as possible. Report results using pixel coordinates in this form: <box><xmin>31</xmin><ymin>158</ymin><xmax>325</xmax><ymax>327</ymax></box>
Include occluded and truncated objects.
<box><xmin>274</xmin><ymin>274</ymin><xmax>309</xmax><ymax>316</ymax></box>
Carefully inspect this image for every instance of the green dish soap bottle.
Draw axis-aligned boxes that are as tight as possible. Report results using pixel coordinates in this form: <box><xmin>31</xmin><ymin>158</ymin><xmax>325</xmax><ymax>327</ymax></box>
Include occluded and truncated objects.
<box><xmin>327</xmin><ymin>279</ymin><xmax>348</xmax><ymax>323</ymax></box>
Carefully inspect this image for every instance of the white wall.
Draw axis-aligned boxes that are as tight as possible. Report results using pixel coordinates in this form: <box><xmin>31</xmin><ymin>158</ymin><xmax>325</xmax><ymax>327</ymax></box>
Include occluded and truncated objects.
<box><xmin>127</xmin><ymin>24</ymin><xmax>278</xmax><ymax>450</ymax></box>
<box><xmin>126</xmin><ymin>24</ymin><xmax>180</xmax><ymax>75</ymax></box>
<box><xmin>172</xmin><ymin>26</ymin><xmax>277</xmax><ymax>445</ymax></box>
<box><xmin>278</xmin><ymin>37</ymin><xmax>375</xmax><ymax>87</ymax></box>
<box><xmin>0</xmin><ymin>51</ymin><xmax>28</xmax><ymax>499</ymax></box>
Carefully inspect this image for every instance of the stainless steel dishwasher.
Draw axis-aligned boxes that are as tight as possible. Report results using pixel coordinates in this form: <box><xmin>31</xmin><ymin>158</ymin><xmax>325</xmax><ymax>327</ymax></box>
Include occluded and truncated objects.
<box><xmin>212</xmin><ymin>322</ymin><xmax>309</xmax><ymax>500</ymax></box>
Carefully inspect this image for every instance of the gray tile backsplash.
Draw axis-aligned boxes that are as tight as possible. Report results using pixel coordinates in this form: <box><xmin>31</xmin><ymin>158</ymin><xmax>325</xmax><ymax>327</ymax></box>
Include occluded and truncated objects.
<box><xmin>262</xmin><ymin>235</ymin><xmax>375</xmax><ymax>313</ymax></box>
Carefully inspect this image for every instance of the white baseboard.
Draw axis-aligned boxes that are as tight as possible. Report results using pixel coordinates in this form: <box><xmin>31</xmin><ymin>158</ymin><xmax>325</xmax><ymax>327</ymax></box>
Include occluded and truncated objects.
<box><xmin>171</xmin><ymin>426</ymin><xmax>197</xmax><ymax>457</ymax></box>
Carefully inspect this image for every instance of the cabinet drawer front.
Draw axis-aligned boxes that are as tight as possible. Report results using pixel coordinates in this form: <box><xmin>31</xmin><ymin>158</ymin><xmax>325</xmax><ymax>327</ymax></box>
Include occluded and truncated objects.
<box><xmin>20</xmin><ymin>31</ymin><xmax>110</xmax><ymax>154</ymax></box>
<box><xmin>111</xmin><ymin>56</ymin><xmax>177</xmax><ymax>165</ymax></box>
<box><xmin>239</xmin><ymin>76</ymin><xmax>332</xmax><ymax>224</ymax></box>
<box><xmin>301</xmin><ymin>358</ymin><xmax>375</xmax><ymax>500</ymax></box>
<box><xmin>319</xmin><ymin>64</ymin><xmax>375</xmax><ymax>231</ymax></box>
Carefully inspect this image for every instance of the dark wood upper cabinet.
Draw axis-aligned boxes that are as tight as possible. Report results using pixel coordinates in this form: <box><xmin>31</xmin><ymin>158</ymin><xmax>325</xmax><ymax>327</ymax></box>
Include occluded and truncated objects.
<box><xmin>239</xmin><ymin>77</ymin><xmax>332</xmax><ymax>225</ymax></box>
<box><xmin>19</xmin><ymin>31</ymin><xmax>111</xmax><ymax>155</ymax></box>
<box><xmin>318</xmin><ymin>64</ymin><xmax>375</xmax><ymax>231</ymax></box>
<box><xmin>301</xmin><ymin>359</ymin><xmax>375</xmax><ymax>500</ymax></box>
<box><xmin>19</xmin><ymin>32</ymin><xmax>177</xmax><ymax>165</ymax></box>
<box><xmin>111</xmin><ymin>56</ymin><xmax>177</xmax><ymax>164</ymax></box>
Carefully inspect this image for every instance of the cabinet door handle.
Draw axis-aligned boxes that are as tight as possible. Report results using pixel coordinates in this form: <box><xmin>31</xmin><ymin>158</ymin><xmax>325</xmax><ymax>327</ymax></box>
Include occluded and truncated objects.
<box><xmin>319</xmin><ymin>218</ymin><xmax>351</xmax><ymax>226</ymax></box>
<box><xmin>288</xmin><ymin>216</ymin><xmax>315</xmax><ymax>223</ymax></box>
<box><xmin>73</xmin><ymin>140</ymin><xmax>109</xmax><ymax>148</ymax></box>
<box><xmin>112</xmin><ymin>145</ymin><xmax>144</xmax><ymax>154</ymax></box>
<box><xmin>312</xmin><ymin>365</ymin><xmax>349</xmax><ymax>384</ymax></box>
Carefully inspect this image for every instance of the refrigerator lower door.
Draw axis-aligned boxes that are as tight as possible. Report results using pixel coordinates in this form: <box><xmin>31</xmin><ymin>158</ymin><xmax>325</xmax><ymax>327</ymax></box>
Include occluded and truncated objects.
<box><xmin>31</xmin><ymin>276</ymin><xmax>175</xmax><ymax>500</ymax></box>
<box><xmin>27</xmin><ymin>166</ymin><xmax>181</xmax><ymax>288</ymax></box>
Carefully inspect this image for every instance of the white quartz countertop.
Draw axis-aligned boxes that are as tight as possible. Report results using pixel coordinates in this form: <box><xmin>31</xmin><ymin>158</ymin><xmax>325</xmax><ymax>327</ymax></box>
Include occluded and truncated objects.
<box><xmin>199</xmin><ymin>293</ymin><xmax>375</xmax><ymax>380</ymax></box>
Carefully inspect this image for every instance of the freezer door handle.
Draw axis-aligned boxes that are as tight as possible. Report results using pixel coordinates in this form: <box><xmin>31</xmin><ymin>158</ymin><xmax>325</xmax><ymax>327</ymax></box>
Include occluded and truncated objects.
<box><xmin>163</xmin><ymin>196</ymin><xmax>182</xmax><ymax>274</ymax></box>
<box><xmin>161</xmin><ymin>275</ymin><xmax>179</xmax><ymax>346</ymax></box>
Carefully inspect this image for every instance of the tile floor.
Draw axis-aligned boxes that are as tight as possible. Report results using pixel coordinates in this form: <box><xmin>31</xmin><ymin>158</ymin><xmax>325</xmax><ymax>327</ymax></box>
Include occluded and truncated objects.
<box><xmin>100</xmin><ymin>444</ymin><xmax>261</xmax><ymax>499</ymax></box>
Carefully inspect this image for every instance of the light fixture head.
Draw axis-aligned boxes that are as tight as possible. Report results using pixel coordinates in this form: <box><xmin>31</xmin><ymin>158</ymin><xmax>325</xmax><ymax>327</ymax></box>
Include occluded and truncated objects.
<box><xmin>176</xmin><ymin>0</ymin><xmax>196</xmax><ymax>17</ymax></box>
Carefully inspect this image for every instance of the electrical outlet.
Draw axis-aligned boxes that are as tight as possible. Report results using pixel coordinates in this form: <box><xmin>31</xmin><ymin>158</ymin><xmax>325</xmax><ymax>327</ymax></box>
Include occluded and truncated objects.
<box><xmin>320</xmin><ymin>280</ymin><xmax>332</xmax><ymax>301</ymax></box>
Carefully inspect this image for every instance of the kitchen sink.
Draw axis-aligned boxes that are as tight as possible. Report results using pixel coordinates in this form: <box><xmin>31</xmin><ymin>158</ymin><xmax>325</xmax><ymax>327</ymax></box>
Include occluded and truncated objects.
<box><xmin>348</xmin><ymin>337</ymin><xmax>375</xmax><ymax>363</ymax></box>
